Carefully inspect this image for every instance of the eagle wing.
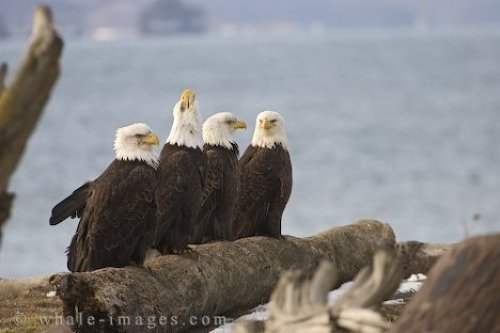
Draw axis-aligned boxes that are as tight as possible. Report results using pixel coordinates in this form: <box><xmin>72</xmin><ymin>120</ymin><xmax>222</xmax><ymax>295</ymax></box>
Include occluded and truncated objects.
<box><xmin>49</xmin><ymin>182</ymin><xmax>92</xmax><ymax>225</ymax></box>
<box><xmin>202</xmin><ymin>150</ymin><xmax>223</xmax><ymax>204</ymax></box>
<box><xmin>235</xmin><ymin>147</ymin><xmax>280</xmax><ymax>237</ymax></box>
<box><xmin>262</xmin><ymin>150</ymin><xmax>292</xmax><ymax>238</ymax></box>
<box><xmin>68</xmin><ymin>164</ymin><xmax>156</xmax><ymax>271</ymax></box>
<box><xmin>156</xmin><ymin>150</ymin><xmax>202</xmax><ymax>248</ymax></box>
<box><xmin>235</xmin><ymin>146</ymin><xmax>292</xmax><ymax>238</ymax></box>
<box><xmin>193</xmin><ymin>150</ymin><xmax>223</xmax><ymax>242</ymax></box>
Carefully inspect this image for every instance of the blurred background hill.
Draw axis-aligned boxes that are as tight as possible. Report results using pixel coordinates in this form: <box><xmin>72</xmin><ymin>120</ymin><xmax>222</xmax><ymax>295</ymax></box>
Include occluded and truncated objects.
<box><xmin>1</xmin><ymin>0</ymin><xmax>500</xmax><ymax>40</ymax></box>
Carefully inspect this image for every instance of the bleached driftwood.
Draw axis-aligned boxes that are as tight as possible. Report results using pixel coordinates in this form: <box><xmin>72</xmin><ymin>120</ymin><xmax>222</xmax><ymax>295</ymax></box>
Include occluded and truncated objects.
<box><xmin>0</xmin><ymin>5</ymin><xmax>63</xmax><ymax>244</ymax></box>
<box><xmin>333</xmin><ymin>250</ymin><xmax>402</xmax><ymax>310</ymax></box>
<box><xmin>234</xmin><ymin>250</ymin><xmax>402</xmax><ymax>333</ymax></box>
<box><xmin>331</xmin><ymin>250</ymin><xmax>400</xmax><ymax>333</ymax></box>
<box><xmin>391</xmin><ymin>233</ymin><xmax>500</xmax><ymax>333</ymax></box>
<box><xmin>264</xmin><ymin>261</ymin><xmax>337</xmax><ymax>333</ymax></box>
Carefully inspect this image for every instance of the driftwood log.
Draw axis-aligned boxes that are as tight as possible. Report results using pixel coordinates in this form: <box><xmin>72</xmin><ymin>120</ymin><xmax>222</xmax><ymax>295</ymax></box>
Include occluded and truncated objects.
<box><xmin>0</xmin><ymin>221</ymin><xmax>448</xmax><ymax>332</ymax></box>
<box><xmin>391</xmin><ymin>233</ymin><xmax>500</xmax><ymax>333</ymax></box>
<box><xmin>0</xmin><ymin>5</ymin><xmax>63</xmax><ymax>244</ymax></box>
<box><xmin>49</xmin><ymin>220</ymin><xmax>397</xmax><ymax>333</ymax></box>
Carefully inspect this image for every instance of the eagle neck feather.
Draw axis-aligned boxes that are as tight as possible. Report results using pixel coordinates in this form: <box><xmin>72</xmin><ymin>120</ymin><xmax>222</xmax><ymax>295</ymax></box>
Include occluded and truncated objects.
<box><xmin>167</xmin><ymin>101</ymin><xmax>202</xmax><ymax>149</ymax></box>
<box><xmin>115</xmin><ymin>149</ymin><xmax>159</xmax><ymax>169</ymax></box>
<box><xmin>251</xmin><ymin>133</ymin><xmax>288</xmax><ymax>150</ymax></box>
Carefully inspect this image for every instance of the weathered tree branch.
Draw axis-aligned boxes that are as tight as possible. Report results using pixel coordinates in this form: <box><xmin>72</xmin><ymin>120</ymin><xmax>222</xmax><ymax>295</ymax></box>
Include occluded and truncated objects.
<box><xmin>0</xmin><ymin>5</ymin><xmax>63</xmax><ymax>244</ymax></box>
<box><xmin>49</xmin><ymin>220</ymin><xmax>396</xmax><ymax>333</ymax></box>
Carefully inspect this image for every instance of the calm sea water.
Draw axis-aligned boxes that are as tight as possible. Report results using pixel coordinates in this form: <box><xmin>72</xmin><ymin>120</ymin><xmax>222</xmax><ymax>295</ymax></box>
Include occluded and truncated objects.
<box><xmin>1</xmin><ymin>31</ymin><xmax>499</xmax><ymax>277</ymax></box>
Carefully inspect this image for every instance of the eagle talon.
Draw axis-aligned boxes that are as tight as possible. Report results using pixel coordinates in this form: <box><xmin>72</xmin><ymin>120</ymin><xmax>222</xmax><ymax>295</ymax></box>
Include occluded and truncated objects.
<box><xmin>144</xmin><ymin>249</ymin><xmax>161</xmax><ymax>263</ymax></box>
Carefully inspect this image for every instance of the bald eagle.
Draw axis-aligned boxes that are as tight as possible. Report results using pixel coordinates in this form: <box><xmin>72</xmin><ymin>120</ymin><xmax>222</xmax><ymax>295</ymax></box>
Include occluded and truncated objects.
<box><xmin>156</xmin><ymin>89</ymin><xmax>204</xmax><ymax>254</ymax></box>
<box><xmin>49</xmin><ymin>123</ymin><xmax>160</xmax><ymax>272</ymax></box>
<box><xmin>190</xmin><ymin>112</ymin><xmax>247</xmax><ymax>243</ymax></box>
<box><xmin>234</xmin><ymin>111</ymin><xmax>293</xmax><ymax>239</ymax></box>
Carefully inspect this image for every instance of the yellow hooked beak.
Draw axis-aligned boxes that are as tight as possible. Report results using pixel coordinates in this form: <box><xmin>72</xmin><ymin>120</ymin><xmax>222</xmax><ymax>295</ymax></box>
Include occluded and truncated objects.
<box><xmin>180</xmin><ymin>88</ymin><xmax>196</xmax><ymax>111</ymax></box>
<box><xmin>233</xmin><ymin>120</ymin><xmax>247</xmax><ymax>130</ymax></box>
<box><xmin>260</xmin><ymin>118</ymin><xmax>271</xmax><ymax>130</ymax></box>
<box><xmin>141</xmin><ymin>132</ymin><xmax>160</xmax><ymax>146</ymax></box>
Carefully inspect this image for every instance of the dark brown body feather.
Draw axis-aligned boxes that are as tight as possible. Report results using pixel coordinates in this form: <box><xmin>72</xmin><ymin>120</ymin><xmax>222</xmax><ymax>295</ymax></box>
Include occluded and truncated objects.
<box><xmin>191</xmin><ymin>143</ymin><xmax>239</xmax><ymax>243</ymax></box>
<box><xmin>156</xmin><ymin>143</ymin><xmax>204</xmax><ymax>253</ymax></box>
<box><xmin>50</xmin><ymin>159</ymin><xmax>157</xmax><ymax>272</ymax></box>
<box><xmin>234</xmin><ymin>144</ymin><xmax>292</xmax><ymax>239</ymax></box>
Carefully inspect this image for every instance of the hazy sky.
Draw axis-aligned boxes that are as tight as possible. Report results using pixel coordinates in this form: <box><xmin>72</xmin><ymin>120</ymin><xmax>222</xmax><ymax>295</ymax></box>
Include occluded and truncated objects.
<box><xmin>1</xmin><ymin>0</ymin><xmax>500</xmax><ymax>38</ymax></box>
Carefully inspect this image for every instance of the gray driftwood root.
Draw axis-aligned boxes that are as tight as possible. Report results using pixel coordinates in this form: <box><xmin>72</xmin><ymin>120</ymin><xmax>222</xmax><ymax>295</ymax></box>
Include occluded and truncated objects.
<box><xmin>391</xmin><ymin>233</ymin><xmax>500</xmax><ymax>333</ymax></box>
<box><xmin>0</xmin><ymin>5</ymin><xmax>63</xmax><ymax>244</ymax></box>
<box><xmin>235</xmin><ymin>249</ymin><xmax>402</xmax><ymax>333</ymax></box>
<box><xmin>50</xmin><ymin>220</ymin><xmax>396</xmax><ymax>333</ymax></box>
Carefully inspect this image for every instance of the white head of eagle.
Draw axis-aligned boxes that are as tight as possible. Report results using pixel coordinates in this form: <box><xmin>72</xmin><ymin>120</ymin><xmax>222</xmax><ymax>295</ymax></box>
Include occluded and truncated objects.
<box><xmin>203</xmin><ymin>112</ymin><xmax>247</xmax><ymax>149</ymax></box>
<box><xmin>251</xmin><ymin>111</ymin><xmax>288</xmax><ymax>150</ymax></box>
<box><xmin>114</xmin><ymin>123</ymin><xmax>160</xmax><ymax>168</ymax></box>
<box><xmin>167</xmin><ymin>88</ymin><xmax>202</xmax><ymax>149</ymax></box>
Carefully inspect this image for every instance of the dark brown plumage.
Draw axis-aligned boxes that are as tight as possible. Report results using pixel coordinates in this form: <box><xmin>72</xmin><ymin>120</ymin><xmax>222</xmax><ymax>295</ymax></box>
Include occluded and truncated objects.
<box><xmin>50</xmin><ymin>182</ymin><xmax>91</xmax><ymax>225</ymax></box>
<box><xmin>191</xmin><ymin>142</ymin><xmax>239</xmax><ymax>243</ymax></box>
<box><xmin>50</xmin><ymin>159</ymin><xmax>157</xmax><ymax>272</ymax></box>
<box><xmin>50</xmin><ymin>122</ymin><xmax>159</xmax><ymax>272</ymax></box>
<box><xmin>155</xmin><ymin>143</ymin><xmax>204</xmax><ymax>253</ymax></box>
<box><xmin>234</xmin><ymin>144</ymin><xmax>292</xmax><ymax>238</ymax></box>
